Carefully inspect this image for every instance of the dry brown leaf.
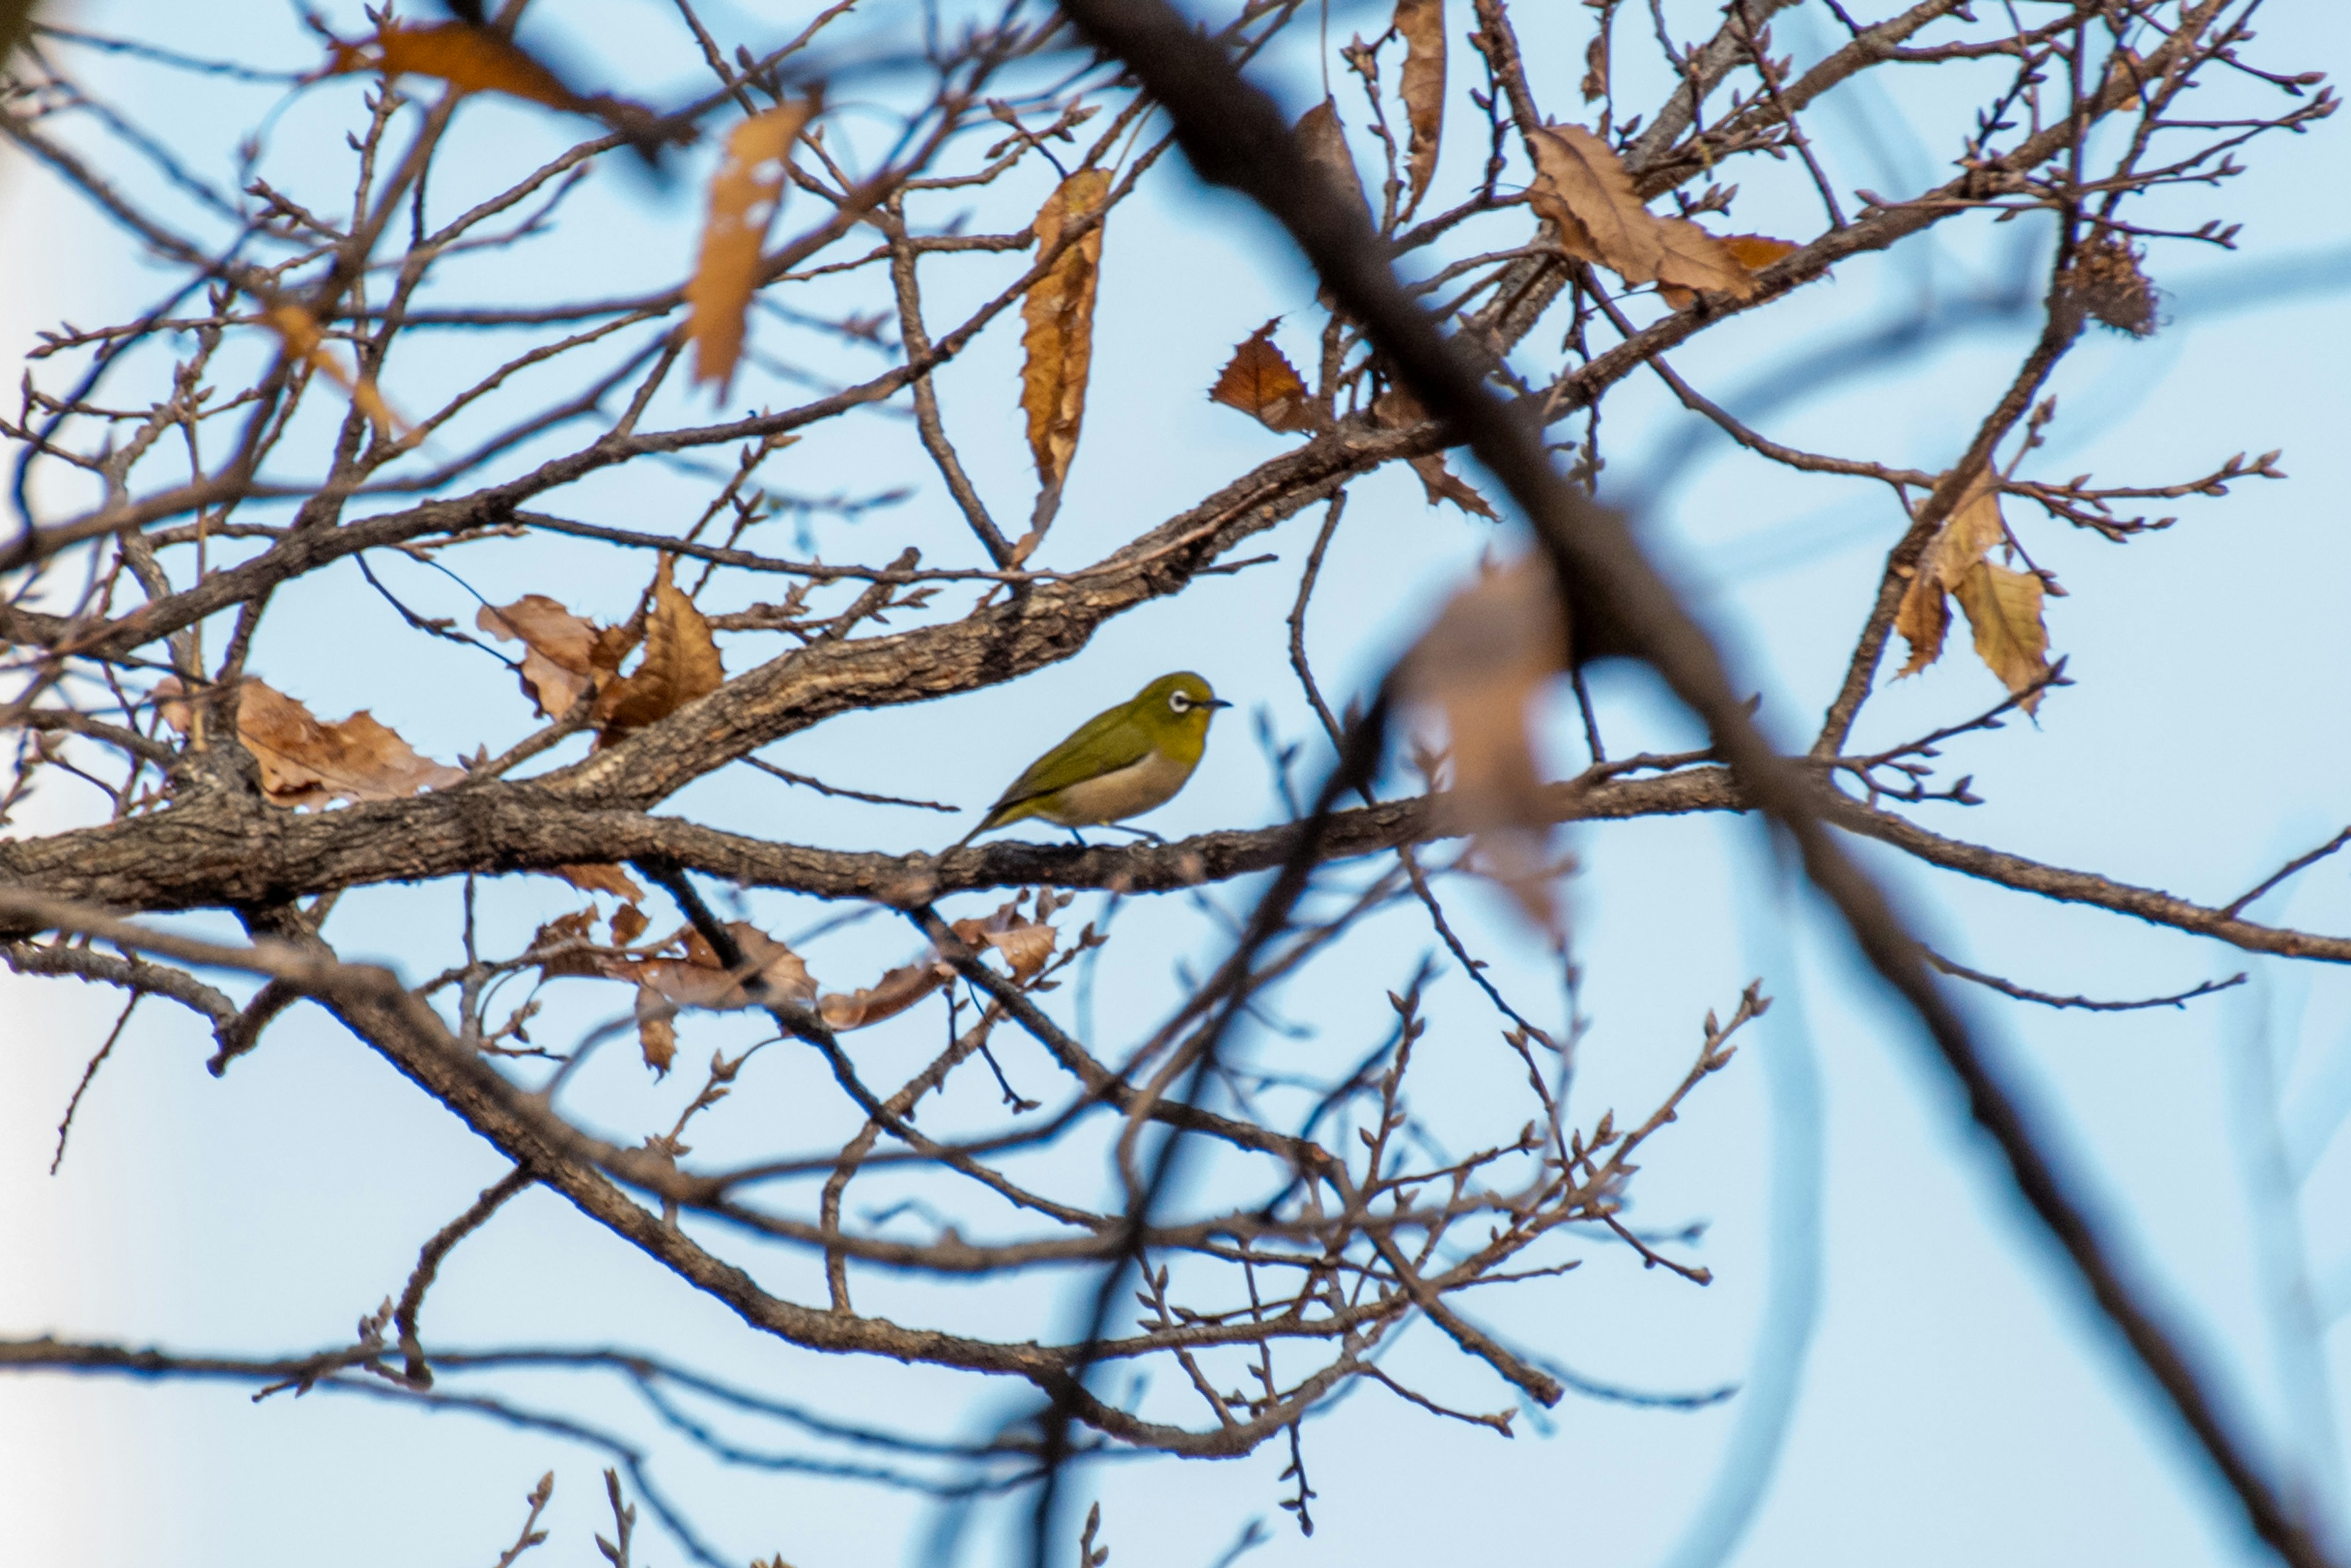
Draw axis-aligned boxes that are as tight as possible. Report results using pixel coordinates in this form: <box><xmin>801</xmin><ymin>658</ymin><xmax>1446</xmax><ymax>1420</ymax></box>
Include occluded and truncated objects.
<box><xmin>1895</xmin><ymin>477</ymin><xmax>2003</xmax><ymax>678</ymax></box>
<box><xmin>817</xmin><ymin>957</ymin><xmax>950</xmax><ymax>1031</ymax></box>
<box><xmin>633</xmin><ymin>989</ymin><xmax>678</xmax><ymax>1076</ymax></box>
<box><xmin>610</xmin><ymin>921</ymin><xmax>817</xmax><ymax>1013</ymax></box>
<box><xmin>1953</xmin><ymin>560</ymin><xmax>2052</xmax><ymax>709</ymax></box>
<box><xmin>595</xmin><ymin>557</ymin><xmax>724</xmax><ymax>745</ymax></box>
<box><xmin>1409</xmin><ymin>455</ymin><xmax>1498</xmax><ymax>519</ymax></box>
<box><xmin>1400</xmin><ymin>557</ymin><xmax>1567</xmax><ymax>929</ymax></box>
<box><xmin>1581</xmin><ymin>26</ymin><xmax>1610</xmax><ymax>103</ymax></box>
<box><xmin>531</xmin><ymin>909</ymin><xmax>603</xmax><ymax>980</ymax></box>
<box><xmin>1295</xmin><ymin>99</ymin><xmax>1373</xmax><ymax>229</ymax></box>
<box><xmin>1526</xmin><ymin>124</ymin><xmax>1752</xmax><ymax>300</ymax></box>
<box><xmin>1892</xmin><ymin>476</ymin><xmax>2051</xmax><ymax>706</ymax></box>
<box><xmin>476</xmin><ymin>593</ymin><xmax>637</xmax><ymax>718</ymax></box>
<box><xmin>1395</xmin><ymin>0</ymin><xmax>1446</xmax><ymax>218</ymax></box>
<box><xmin>329</xmin><ymin>21</ymin><xmax>588</xmax><ymax>113</ymax></box>
<box><xmin>264</xmin><ymin>302</ymin><xmax>403</xmax><ymax>438</ymax></box>
<box><xmin>1892</xmin><ymin>566</ymin><xmax>1953</xmax><ymax>678</ymax></box>
<box><xmin>978</xmin><ymin>920</ymin><xmax>1056</xmax><ymax>983</ymax></box>
<box><xmin>1209</xmin><ymin>320</ymin><xmax>1315</xmax><ymax>433</ymax></box>
<box><xmin>1019</xmin><ymin>168</ymin><xmax>1112</xmax><ymax>499</ymax></box>
<box><xmin>157</xmin><ymin>677</ymin><xmax>465</xmax><ymax>809</ymax></box>
<box><xmin>1657</xmin><ymin>233</ymin><xmax>1801</xmax><ymax>309</ymax></box>
<box><xmin>1373</xmin><ymin>386</ymin><xmax>1495</xmax><ymax>517</ymax></box>
<box><xmin>609</xmin><ymin>903</ymin><xmax>650</xmax><ymax>948</ymax></box>
<box><xmin>553</xmin><ymin>863</ymin><xmax>645</xmax><ymax>902</ymax></box>
<box><xmin>685</xmin><ymin>101</ymin><xmax>816</xmax><ymax>399</ymax></box>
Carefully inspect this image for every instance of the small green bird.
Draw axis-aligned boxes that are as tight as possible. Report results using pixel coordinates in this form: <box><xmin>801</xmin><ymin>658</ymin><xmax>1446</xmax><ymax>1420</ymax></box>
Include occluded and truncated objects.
<box><xmin>956</xmin><ymin>672</ymin><xmax>1231</xmax><ymax>847</ymax></box>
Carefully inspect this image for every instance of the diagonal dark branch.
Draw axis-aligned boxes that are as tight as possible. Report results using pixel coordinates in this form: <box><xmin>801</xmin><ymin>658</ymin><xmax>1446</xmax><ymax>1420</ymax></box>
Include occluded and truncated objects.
<box><xmin>1046</xmin><ymin>5</ymin><xmax>2335</xmax><ymax>1567</ymax></box>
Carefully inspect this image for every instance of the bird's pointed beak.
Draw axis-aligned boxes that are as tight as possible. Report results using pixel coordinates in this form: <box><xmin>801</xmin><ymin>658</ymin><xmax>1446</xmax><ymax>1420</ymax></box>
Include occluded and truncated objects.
<box><xmin>1206</xmin><ymin>698</ymin><xmax>1233</xmax><ymax>709</ymax></box>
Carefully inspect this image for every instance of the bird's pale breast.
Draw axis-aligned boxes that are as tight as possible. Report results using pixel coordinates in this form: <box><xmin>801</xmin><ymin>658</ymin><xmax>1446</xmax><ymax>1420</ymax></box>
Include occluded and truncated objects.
<box><xmin>1036</xmin><ymin>746</ymin><xmax>1195</xmax><ymax>827</ymax></box>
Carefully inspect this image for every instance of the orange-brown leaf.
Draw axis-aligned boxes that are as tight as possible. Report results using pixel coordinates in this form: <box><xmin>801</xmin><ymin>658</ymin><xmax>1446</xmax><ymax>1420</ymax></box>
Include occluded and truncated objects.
<box><xmin>553</xmin><ymin>863</ymin><xmax>645</xmax><ymax>902</ymax></box>
<box><xmin>1892</xmin><ymin>569</ymin><xmax>1952</xmax><ymax>679</ymax></box>
<box><xmin>595</xmin><ymin>557</ymin><xmax>724</xmax><ymax>745</ymax></box>
<box><xmin>1894</xmin><ymin>475</ymin><xmax>2039</xmax><ymax>688</ymax></box>
<box><xmin>1019</xmin><ymin>168</ymin><xmax>1112</xmax><ymax>497</ymax></box>
<box><xmin>157</xmin><ymin>677</ymin><xmax>465</xmax><ymax>809</ymax></box>
<box><xmin>476</xmin><ymin>593</ymin><xmax>637</xmax><ymax>718</ymax></box>
<box><xmin>1395</xmin><ymin>0</ymin><xmax>1446</xmax><ymax>217</ymax></box>
<box><xmin>531</xmin><ymin>909</ymin><xmax>603</xmax><ymax>980</ymax></box>
<box><xmin>1209</xmin><ymin>320</ymin><xmax>1315</xmax><ymax>433</ymax></box>
<box><xmin>1581</xmin><ymin>26</ymin><xmax>1611</xmax><ymax>103</ymax></box>
<box><xmin>633</xmin><ymin>989</ymin><xmax>679</xmax><ymax>1076</ymax></box>
<box><xmin>1408</xmin><ymin>454</ymin><xmax>1498</xmax><ymax>519</ymax></box>
<box><xmin>609</xmin><ymin>903</ymin><xmax>650</xmax><ymax>948</ymax></box>
<box><xmin>685</xmin><ymin>101</ymin><xmax>816</xmax><ymax>399</ymax></box>
<box><xmin>817</xmin><ymin>957</ymin><xmax>950</xmax><ymax>1031</ymax></box>
<box><xmin>264</xmin><ymin>302</ymin><xmax>403</xmax><ymax>438</ymax></box>
<box><xmin>609</xmin><ymin>921</ymin><xmax>816</xmax><ymax>1013</ymax></box>
<box><xmin>330</xmin><ymin>21</ymin><xmax>588</xmax><ymax>114</ymax></box>
<box><xmin>1527</xmin><ymin>124</ymin><xmax>1752</xmax><ymax>299</ymax></box>
<box><xmin>1660</xmin><ymin>233</ymin><xmax>1801</xmax><ymax>309</ymax></box>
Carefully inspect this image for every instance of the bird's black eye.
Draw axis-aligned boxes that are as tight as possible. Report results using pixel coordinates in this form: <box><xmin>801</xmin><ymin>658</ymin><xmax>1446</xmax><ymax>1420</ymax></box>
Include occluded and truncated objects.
<box><xmin>1168</xmin><ymin>691</ymin><xmax>1191</xmax><ymax>712</ymax></box>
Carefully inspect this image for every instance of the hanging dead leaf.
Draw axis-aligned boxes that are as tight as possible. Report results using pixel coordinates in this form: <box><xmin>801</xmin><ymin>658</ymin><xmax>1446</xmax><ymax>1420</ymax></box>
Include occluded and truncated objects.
<box><xmin>609</xmin><ymin>903</ymin><xmax>650</xmax><ymax>948</ymax></box>
<box><xmin>1526</xmin><ymin>124</ymin><xmax>1753</xmax><ymax>300</ymax></box>
<box><xmin>1893</xmin><ymin>476</ymin><xmax>2052</xmax><ymax>708</ymax></box>
<box><xmin>634</xmin><ymin>989</ymin><xmax>678</xmax><ymax>1076</ymax></box>
<box><xmin>530</xmin><ymin>909</ymin><xmax>604</xmax><ymax>980</ymax></box>
<box><xmin>607</xmin><ymin>921</ymin><xmax>817</xmax><ymax>1013</ymax></box>
<box><xmin>1411</xmin><ymin>456</ymin><xmax>1497</xmax><ymax>518</ymax></box>
<box><xmin>1373</xmin><ymin>386</ymin><xmax>1496</xmax><ymax>517</ymax></box>
<box><xmin>1657</xmin><ymin>233</ymin><xmax>1799</xmax><ymax>309</ymax></box>
<box><xmin>595</xmin><ymin>557</ymin><xmax>724</xmax><ymax>745</ymax></box>
<box><xmin>1394</xmin><ymin>0</ymin><xmax>1446</xmax><ymax>219</ymax></box>
<box><xmin>264</xmin><ymin>302</ymin><xmax>403</xmax><ymax>438</ymax></box>
<box><xmin>1581</xmin><ymin>24</ymin><xmax>1610</xmax><ymax>103</ymax></box>
<box><xmin>1209</xmin><ymin>320</ymin><xmax>1316</xmax><ymax>433</ymax></box>
<box><xmin>156</xmin><ymin>677</ymin><xmax>465</xmax><ymax>809</ymax></box>
<box><xmin>977</xmin><ymin>918</ymin><xmax>1056</xmax><ymax>982</ymax></box>
<box><xmin>476</xmin><ymin>593</ymin><xmax>638</xmax><ymax>718</ymax></box>
<box><xmin>1019</xmin><ymin>168</ymin><xmax>1112</xmax><ymax>503</ymax></box>
<box><xmin>328</xmin><ymin>21</ymin><xmax>587</xmax><ymax>114</ymax></box>
<box><xmin>1399</xmin><ymin>557</ymin><xmax>1567</xmax><ymax>929</ymax></box>
<box><xmin>818</xmin><ymin>956</ymin><xmax>950</xmax><ymax>1030</ymax></box>
<box><xmin>1952</xmin><ymin>558</ymin><xmax>2051</xmax><ymax>707</ymax></box>
<box><xmin>553</xmin><ymin>863</ymin><xmax>645</xmax><ymax>902</ymax></box>
<box><xmin>1295</xmin><ymin>99</ymin><xmax>1373</xmax><ymax>230</ymax></box>
<box><xmin>685</xmin><ymin>100</ymin><xmax>817</xmax><ymax>399</ymax></box>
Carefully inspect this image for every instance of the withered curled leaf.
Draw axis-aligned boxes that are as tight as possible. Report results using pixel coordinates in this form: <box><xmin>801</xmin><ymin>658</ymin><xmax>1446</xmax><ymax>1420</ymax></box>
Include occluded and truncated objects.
<box><xmin>595</xmin><ymin>557</ymin><xmax>724</xmax><ymax>745</ymax></box>
<box><xmin>476</xmin><ymin>593</ymin><xmax>637</xmax><ymax>718</ymax></box>
<box><xmin>327</xmin><ymin>21</ymin><xmax>589</xmax><ymax>113</ymax></box>
<box><xmin>1209</xmin><ymin>320</ymin><xmax>1315</xmax><ymax>433</ymax></box>
<box><xmin>1394</xmin><ymin>0</ymin><xmax>1446</xmax><ymax>218</ymax></box>
<box><xmin>1019</xmin><ymin>168</ymin><xmax>1112</xmax><ymax>501</ymax></box>
<box><xmin>685</xmin><ymin>101</ymin><xmax>817</xmax><ymax>398</ymax></box>
<box><xmin>1894</xmin><ymin>475</ymin><xmax>2053</xmax><ymax>708</ymax></box>
<box><xmin>1526</xmin><ymin>124</ymin><xmax>1752</xmax><ymax>300</ymax></box>
<box><xmin>157</xmin><ymin>677</ymin><xmax>465</xmax><ymax>809</ymax></box>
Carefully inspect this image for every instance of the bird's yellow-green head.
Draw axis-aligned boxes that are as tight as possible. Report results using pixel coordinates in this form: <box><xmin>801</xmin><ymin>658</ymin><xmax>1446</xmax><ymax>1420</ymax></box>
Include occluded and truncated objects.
<box><xmin>1128</xmin><ymin>671</ymin><xmax>1228</xmax><ymax>751</ymax></box>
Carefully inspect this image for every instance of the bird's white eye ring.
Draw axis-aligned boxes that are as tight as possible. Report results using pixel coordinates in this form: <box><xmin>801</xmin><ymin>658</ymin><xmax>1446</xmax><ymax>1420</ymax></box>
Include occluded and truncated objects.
<box><xmin>1168</xmin><ymin>691</ymin><xmax>1192</xmax><ymax>712</ymax></box>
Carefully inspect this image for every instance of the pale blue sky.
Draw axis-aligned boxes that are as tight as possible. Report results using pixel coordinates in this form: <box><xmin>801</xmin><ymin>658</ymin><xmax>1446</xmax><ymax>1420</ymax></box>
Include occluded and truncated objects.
<box><xmin>4</xmin><ymin>4</ymin><xmax>2350</xmax><ymax>1566</ymax></box>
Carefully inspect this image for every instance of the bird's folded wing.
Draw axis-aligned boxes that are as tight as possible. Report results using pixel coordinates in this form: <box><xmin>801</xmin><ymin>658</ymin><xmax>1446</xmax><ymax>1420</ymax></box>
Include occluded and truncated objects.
<box><xmin>989</xmin><ymin>705</ymin><xmax>1153</xmax><ymax>811</ymax></box>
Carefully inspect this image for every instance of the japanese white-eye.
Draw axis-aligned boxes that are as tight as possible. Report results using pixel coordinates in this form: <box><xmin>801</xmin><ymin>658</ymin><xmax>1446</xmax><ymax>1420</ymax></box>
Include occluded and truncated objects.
<box><xmin>956</xmin><ymin>672</ymin><xmax>1231</xmax><ymax>846</ymax></box>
